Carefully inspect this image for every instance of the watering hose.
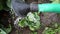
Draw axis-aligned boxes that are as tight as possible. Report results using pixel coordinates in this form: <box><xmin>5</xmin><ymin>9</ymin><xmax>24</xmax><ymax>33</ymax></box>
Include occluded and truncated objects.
<box><xmin>38</xmin><ymin>3</ymin><xmax>60</xmax><ymax>13</ymax></box>
<box><xmin>30</xmin><ymin>3</ymin><xmax>60</xmax><ymax>13</ymax></box>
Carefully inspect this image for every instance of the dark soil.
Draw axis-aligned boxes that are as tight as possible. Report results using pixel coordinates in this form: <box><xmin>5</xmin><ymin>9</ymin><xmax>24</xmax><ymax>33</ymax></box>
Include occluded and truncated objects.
<box><xmin>10</xmin><ymin>0</ymin><xmax>60</xmax><ymax>34</ymax></box>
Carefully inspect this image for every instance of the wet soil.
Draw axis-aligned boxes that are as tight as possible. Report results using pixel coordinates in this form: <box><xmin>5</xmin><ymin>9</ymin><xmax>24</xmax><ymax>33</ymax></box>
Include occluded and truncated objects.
<box><xmin>10</xmin><ymin>0</ymin><xmax>60</xmax><ymax>34</ymax></box>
